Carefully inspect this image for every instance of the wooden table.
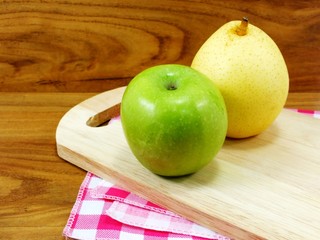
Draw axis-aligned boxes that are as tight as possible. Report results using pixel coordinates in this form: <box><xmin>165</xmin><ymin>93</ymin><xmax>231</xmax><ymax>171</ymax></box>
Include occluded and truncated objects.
<box><xmin>1</xmin><ymin>1</ymin><xmax>319</xmax><ymax>239</ymax></box>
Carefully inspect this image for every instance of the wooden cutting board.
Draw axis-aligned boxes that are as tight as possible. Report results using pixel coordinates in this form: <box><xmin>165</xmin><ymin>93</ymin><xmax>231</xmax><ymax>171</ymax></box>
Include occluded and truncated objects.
<box><xmin>56</xmin><ymin>86</ymin><xmax>320</xmax><ymax>240</ymax></box>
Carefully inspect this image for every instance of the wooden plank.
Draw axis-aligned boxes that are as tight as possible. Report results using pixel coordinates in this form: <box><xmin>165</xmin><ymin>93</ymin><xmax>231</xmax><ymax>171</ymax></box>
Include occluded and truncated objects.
<box><xmin>56</xmin><ymin>87</ymin><xmax>320</xmax><ymax>240</ymax></box>
<box><xmin>0</xmin><ymin>1</ymin><xmax>319</xmax><ymax>92</ymax></box>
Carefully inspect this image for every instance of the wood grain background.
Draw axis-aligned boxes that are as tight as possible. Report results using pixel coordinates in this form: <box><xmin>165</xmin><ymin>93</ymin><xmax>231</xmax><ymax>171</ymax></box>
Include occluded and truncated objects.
<box><xmin>0</xmin><ymin>0</ymin><xmax>319</xmax><ymax>93</ymax></box>
<box><xmin>0</xmin><ymin>1</ymin><xmax>319</xmax><ymax>239</ymax></box>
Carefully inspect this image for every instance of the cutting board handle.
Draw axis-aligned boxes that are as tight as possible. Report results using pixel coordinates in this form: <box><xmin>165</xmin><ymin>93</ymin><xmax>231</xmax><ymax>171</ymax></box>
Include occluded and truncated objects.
<box><xmin>86</xmin><ymin>103</ymin><xmax>121</xmax><ymax>127</ymax></box>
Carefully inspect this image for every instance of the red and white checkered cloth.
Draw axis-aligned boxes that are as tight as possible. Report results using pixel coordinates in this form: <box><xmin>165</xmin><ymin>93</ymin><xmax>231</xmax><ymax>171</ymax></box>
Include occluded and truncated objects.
<box><xmin>290</xmin><ymin>109</ymin><xmax>320</xmax><ymax>118</ymax></box>
<box><xmin>63</xmin><ymin>172</ymin><xmax>229</xmax><ymax>240</ymax></box>
<box><xmin>63</xmin><ymin>109</ymin><xmax>319</xmax><ymax>240</ymax></box>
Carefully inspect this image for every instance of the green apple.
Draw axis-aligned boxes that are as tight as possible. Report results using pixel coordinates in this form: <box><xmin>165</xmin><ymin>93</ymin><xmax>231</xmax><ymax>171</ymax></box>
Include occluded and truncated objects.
<box><xmin>121</xmin><ymin>64</ymin><xmax>227</xmax><ymax>177</ymax></box>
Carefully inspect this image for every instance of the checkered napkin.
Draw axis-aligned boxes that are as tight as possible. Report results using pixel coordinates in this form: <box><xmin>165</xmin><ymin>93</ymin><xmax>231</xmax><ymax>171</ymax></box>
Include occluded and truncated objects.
<box><xmin>63</xmin><ymin>172</ymin><xmax>229</xmax><ymax>240</ymax></box>
<box><xmin>63</xmin><ymin>109</ymin><xmax>319</xmax><ymax>240</ymax></box>
<box><xmin>291</xmin><ymin>109</ymin><xmax>320</xmax><ymax>118</ymax></box>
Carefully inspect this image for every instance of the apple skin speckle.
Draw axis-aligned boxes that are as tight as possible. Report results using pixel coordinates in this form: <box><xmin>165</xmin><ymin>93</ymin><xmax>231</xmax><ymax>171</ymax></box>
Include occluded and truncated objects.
<box><xmin>121</xmin><ymin>64</ymin><xmax>228</xmax><ymax>176</ymax></box>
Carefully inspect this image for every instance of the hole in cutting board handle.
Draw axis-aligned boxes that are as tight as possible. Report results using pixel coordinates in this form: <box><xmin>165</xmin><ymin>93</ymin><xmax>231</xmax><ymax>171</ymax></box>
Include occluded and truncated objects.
<box><xmin>86</xmin><ymin>103</ymin><xmax>121</xmax><ymax>127</ymax></box>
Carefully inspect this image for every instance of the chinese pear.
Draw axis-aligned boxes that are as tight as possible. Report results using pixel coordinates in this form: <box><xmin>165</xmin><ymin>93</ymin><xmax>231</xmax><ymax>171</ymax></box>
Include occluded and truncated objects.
<box><xmin>191</xmin><ymin>18</ymin><xmax>289</xmax><ymax>138</ymax></box>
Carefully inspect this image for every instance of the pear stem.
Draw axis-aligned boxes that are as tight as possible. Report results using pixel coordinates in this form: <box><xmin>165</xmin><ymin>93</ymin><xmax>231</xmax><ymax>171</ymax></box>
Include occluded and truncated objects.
<box><xmin>236</xmin><ymin>17</ymin><xmax>249</xmax><ymax>36</ymax></box>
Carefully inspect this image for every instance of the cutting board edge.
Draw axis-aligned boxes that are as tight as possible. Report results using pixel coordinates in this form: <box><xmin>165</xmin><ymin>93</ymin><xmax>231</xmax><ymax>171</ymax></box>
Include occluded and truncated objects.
<box><xmin>56</xmin><ymin>143</ymin><xmax>266</xmax><ymax>240</ymax></box>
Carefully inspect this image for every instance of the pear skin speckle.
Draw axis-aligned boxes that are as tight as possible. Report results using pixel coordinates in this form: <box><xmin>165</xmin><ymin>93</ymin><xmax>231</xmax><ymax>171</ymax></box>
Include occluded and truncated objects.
<box><xmin>191</xmin><ymin>20</ymin><xmax>289</xmax><ymax>138</ymax></box>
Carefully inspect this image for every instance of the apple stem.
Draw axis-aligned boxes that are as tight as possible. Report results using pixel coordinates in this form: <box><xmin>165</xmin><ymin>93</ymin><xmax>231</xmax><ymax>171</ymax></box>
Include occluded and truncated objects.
<box><xmin>167</xmin><ymin>83</ymin><xmax>177</xmax><ymax>90</ymax></box>
<box><xmin>236</xmin><ymin>17</ymin><xmax>249</xmax><ymax>36</ymax></box>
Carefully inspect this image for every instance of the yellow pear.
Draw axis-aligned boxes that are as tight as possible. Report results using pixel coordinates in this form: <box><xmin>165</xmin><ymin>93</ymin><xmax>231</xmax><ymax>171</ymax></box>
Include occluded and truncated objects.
<box><xmin>191</xmin><ymin>17</ymin><xmax>289</xmax><ymax>138</ymax></box>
